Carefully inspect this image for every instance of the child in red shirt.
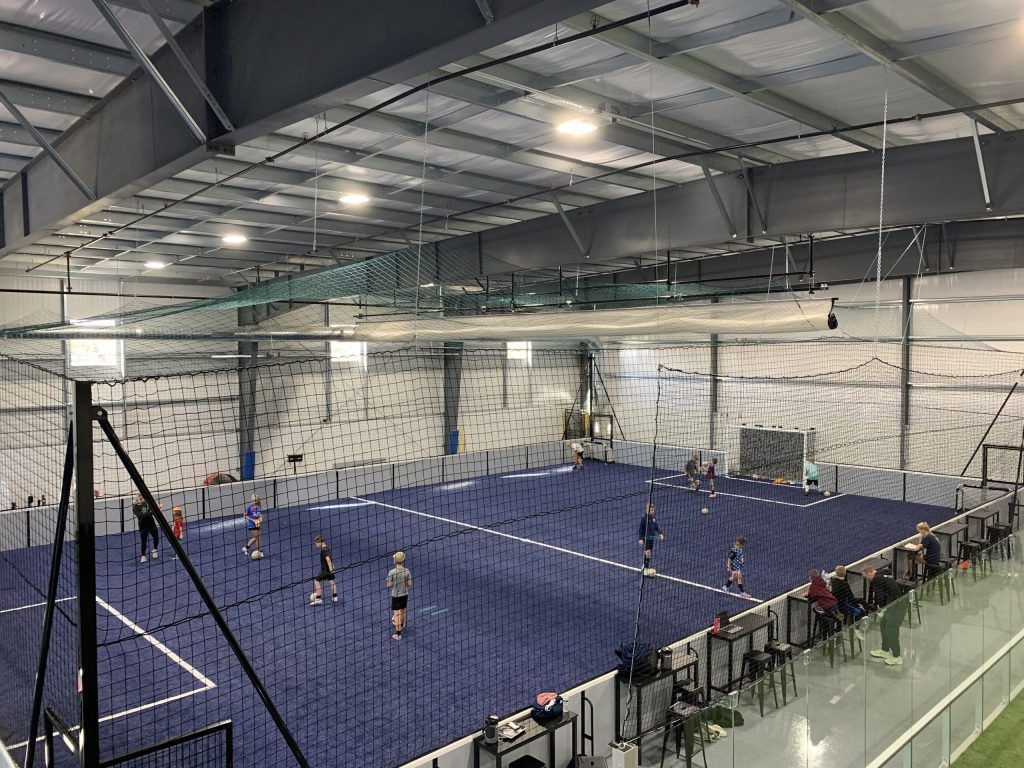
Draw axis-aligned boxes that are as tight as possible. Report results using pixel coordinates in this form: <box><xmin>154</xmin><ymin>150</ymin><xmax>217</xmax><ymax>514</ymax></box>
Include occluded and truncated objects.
<box><xmin>171</xmin><ymin>506</ymin><xmax>185</xmax><ymax>559</ymax></box>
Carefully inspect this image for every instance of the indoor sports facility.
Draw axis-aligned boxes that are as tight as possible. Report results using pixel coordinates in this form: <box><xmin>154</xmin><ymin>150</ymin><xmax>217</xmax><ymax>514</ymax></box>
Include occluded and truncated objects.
<box><xmin>2</xmin><ymin>3</ymin><xmax>1024</xmax><ymax>768</ymax></box>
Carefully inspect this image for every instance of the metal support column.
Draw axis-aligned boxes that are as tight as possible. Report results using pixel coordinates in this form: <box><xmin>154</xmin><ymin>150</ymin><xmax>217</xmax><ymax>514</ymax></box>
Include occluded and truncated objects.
<box><xmin>442</xmin><ymin>342</ymin><xmax>464</xmax><ymax>455</ymax></box>
<box><xmin>738</xmin><ymin>158</ymin><xmax>767</xmax><ymax>235</ymax></box>
<box><xmin>72</xmin><ymin>381</ymin><xmax>100</xmax><ymax>768</ymax></box>
<box><xmin>322</xmin><ymin>304</ymin><xmax>332</xmax><ymax>424</ymax></box>
<box><xmin>970</xmin><ymin>120</ymin><xmax>992</xmax><ymax>211</ymax></box>
<box><xmin>899</xmin><ymin>276</ymin><xmax>911</xmax><ymax>469</ymax></box>
<box><xmin>238</xmin><ymin>340</ymin><xmax>258</xmax><ymax>480</ymax></box>
<box><xmin>709</xmin><ymin>331</ymin><xmax>720</xmax><ymax>450</ymax></box>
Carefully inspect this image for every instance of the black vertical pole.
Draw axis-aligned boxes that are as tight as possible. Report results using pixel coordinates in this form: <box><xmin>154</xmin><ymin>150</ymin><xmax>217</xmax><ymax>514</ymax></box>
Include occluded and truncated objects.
<box><xmin>587</xmin><ymin>352</ymin><xmax>595</xmax><ymax>438</ymax></box>
<box><xmin>24</xmin><ymin>423</ymin><xmax>75</xmax><ymax>768</ymax></box>
<box><xmin>899</xmin><ymin>276</ymin><xmax>911</xmax><ymax>469</ymax></box>
<box><xmin>73</xmin><ymin>381</ymin><xmax>100</xmax><ymax>768</ymax></box>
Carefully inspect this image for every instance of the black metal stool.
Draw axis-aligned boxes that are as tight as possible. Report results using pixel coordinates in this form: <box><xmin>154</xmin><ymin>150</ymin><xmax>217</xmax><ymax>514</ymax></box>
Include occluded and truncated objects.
<box><xmin>764</xmin><ymin>639</ymin><xmax>798</xmax><ymax>704</ymax></box>
<box><xmin>740</xmin><ymin>649</ymin><xmax>779</xmax><ymax>716</ymax></box>
<box><xmin>811</xmin><ymin>609</ymin><xmax>846</xmax><ymax>667</ymax></box>
<box><xmin>660</xmin><ymin>702</ymin><xmax>707</xmax><ymax>768</ymax></box>
<box><xmin>958</xmin><ymin>540</ymin><xmax>986</xmax><ymax>581</ymax></box>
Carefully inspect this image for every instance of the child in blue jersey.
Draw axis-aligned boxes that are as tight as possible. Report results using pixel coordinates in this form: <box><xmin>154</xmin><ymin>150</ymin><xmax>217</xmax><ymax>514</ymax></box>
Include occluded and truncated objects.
<box><xmin>705</xmin><ymin>458</ymin><xmax>718</xmax><ymax>498</ymax></box>
<box><xmin>804</xmin><ymin>461</ymin><xmax>819</xmax><ymax>495</ymax></box>
<box><xmin>637</xmin><ymin>502</ymin><xmax>664</xmax><ymax>577</ymax></box>
<box><xmin>242</xmin><ymin>494</ymin><xmax>263</xmax><ymax>557</ymax></box>
<box><xmin>723</xmin><ymin>536</ymin><xmax>750</xmax><ymax>597</ymax></box>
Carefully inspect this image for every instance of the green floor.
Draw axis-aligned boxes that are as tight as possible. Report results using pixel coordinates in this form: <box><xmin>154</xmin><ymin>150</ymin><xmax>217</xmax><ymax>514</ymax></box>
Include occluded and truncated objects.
<box><xmin>953</xmin><ymin>689</ymin><xmax>1024</xmax><ymax>768</ymax></box>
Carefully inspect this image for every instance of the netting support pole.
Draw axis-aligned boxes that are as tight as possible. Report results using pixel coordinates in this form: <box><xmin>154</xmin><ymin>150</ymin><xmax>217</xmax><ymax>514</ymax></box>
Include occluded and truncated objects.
<box><xmin>442</xmin><ymin>343</ymin><xmax>463</xmax><ymax>455</ymax></box>
<box><xmin>24</xmin><ymin>423</ymin><xmax>75</xmax><ymax>768</ymax></box>
<box><xmin>91</xmin><ymin>409</ymin><xmax>311</xmax><ymax>768</ymax></box>
<box><xmin>709</xmin><ymin>296</ymin><xmax>720</xmax><ymax>449</ymax></box>
<box><xmin>73</xmin><ymin>381</ymin><xmax>101</xmax><ymax>768</ymax></box>
<box><xmin>238</xmin><ymin>341</ymin><xmax>259</xmax><ymax>481</ymax></box>
<box><xmin>960</xmin><ymin>370</ymin><xmax>1024</xmax><ymax>477</ymax></box>
<box><xmin>898</xmin><ymin>276</ymin><xmax>911</xmax><ymax>469</ymax></box>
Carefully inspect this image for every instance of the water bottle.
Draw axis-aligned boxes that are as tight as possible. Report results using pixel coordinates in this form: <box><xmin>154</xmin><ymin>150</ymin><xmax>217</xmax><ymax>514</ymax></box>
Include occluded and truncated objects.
<box><xmin>713</xmin><ymin>616</ymin><xmax>720</xmax><ymax>634</ymax></box>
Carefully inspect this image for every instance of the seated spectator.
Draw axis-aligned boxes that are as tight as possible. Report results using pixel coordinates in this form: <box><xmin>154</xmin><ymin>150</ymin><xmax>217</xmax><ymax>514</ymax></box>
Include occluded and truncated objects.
<box><xmin>806</xmin><ymin>569</ymin><xmax>837</xmax><ymax>616</ymax></box>
<box><xmin>830</xmin><ymin>565</ymin><xmax>866</xmax><ymax>620</ymax></box>
<box><xmin>914</xmin><ymin>522</ymin><xmax>943</xmax><ymax>579</ymax></box>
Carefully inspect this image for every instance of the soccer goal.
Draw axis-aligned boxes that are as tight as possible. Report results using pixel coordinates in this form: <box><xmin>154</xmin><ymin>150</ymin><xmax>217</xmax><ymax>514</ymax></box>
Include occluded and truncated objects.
<box><xmin>737</xmin><ymin>425</ymin><xmax>815</xmax><ymax>484</ymax></box>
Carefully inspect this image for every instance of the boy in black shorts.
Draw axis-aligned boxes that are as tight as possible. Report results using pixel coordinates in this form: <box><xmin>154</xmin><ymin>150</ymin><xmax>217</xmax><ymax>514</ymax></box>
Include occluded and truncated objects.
<box><xmin>637</xmin><ymin>502</ymin><xmax>664</xmax><ymax>577</ymax></box>
<box><xmin>387</xmin><ymin>551</ymin><xmax>413</xmax><ymax>640</ymax></box>
<box><xmin>310</xmin><ymin>535</ymin><xmax>337</xmax><ymax>604</ymax></box>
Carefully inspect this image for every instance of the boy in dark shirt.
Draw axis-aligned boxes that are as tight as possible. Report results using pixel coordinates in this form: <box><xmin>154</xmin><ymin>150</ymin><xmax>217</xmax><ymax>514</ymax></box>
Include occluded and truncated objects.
<box><xmin>637</xmin><ymin>502</ymin><xmax>664</xmax><ymax>577</ymax></box>
<box><xmin>705</xmin><ymin>458</ymin><xmax>718</xmax><ymax>498</ymax></box>
<box><xmin>310</xmin><ymin>536</ymin><xmax>337</xmax><ymax>604</ymax></box>
<box><xmin>684</xmin><ymin>454</ymin><xmax>701</xmax><ymax>491</ymax></box>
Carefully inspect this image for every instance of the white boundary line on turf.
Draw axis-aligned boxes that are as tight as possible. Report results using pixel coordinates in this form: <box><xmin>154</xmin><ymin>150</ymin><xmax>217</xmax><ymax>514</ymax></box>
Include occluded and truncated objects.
<box><xmin>350</xmin><ymin>495</ymin><xmax>762</xmax><ymax>603</ymax></box>
<box><xmin>96</xmin><ymin>597</ymin><xmax>215</xmax><ymax>689</ymax></box>
<box><xmin>0</xmin><ymin>597</ymin><xmax>75</xmax><ymax>615</ymax></box>
<box><xmin>649</xmin><ymin>479</ymin><xmax>844</xmax><ymax>508</ymax></box>
<box><xmin>7</xmin><ymin>598</ymin><xmax>216</xmax><ymax>753</ymax></box>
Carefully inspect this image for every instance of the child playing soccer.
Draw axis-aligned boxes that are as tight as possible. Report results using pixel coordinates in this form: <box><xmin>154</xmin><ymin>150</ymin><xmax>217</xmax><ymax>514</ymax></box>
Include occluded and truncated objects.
<box><xmin>723</xmin><ymin>536</ymin><xmax>750</xmax><ymax>597</ymax></box>
<box><xmin>242</xmin><ymin>494</ymin><xmax>262</xmax><ymax>557</ymax></box>
<box><xmin>570</xmin><ymin>441</ymin><xmax>585</xmax><ymax>471</ymax></box>
<box><xmin>685</xmin><ymin>454</ymin><xmax>701</xmax><ymax>491</ymax></box>
<box><xmin>387</xmin><ymin>551</ymin><xmax>413</xmax><ymax>640</ymax></box>
<box><xmin>637</xmin><ymin>501</ymin><xmax>664</xmax><ymax>577</ymax></box>
<box><xmin>310</xmin><ymin>536</ymin><xmax>337</xmax><ymax>604</ymax></box>
<box><xmin>804</xmin><ymin>460</ymin><xmax>819</xmax><ymax>495</ymax></box>
<box><xmin>705</xmin><ymin>458</ymin><xmax>718</xmax><ymax>498</ymax></box>
<box><xmin>171</xmin><ymin>506</ymin><xmax>185</xmax><ymax>559</ymax></box>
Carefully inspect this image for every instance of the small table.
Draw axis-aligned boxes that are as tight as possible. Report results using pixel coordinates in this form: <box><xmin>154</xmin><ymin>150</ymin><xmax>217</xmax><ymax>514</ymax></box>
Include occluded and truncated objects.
<box><xmin>706</xmin><ymin>613</ymin><xmax>772</xmax><ymax>694</ymax></box>
<box><xmin>786</xmin><ymin>594</ymin><xmax>814</xmax><ymax>648</ymax></box>
<box><xmin>473</xmin><ymin>710</ymin><xmax>578</xmax><ymax>768</ymax></box>
<box><xmin>968</xmin><ymin>505</ymin><xmax>1001</xmax><ymax>541</ymax></box>
<box><xmin>892</xmin><ymin>543</ymin><xmax>921</xmax><ymax>581</ymax></box>
<box><xmin>933</xmin><ymin>522</ymin><xmax>968</xmax><ymax>560</ymax></box>
<box><xmin>614</xmin><ymin>668</ymin><xmax>674</xmax><ymax>741</ymax></box>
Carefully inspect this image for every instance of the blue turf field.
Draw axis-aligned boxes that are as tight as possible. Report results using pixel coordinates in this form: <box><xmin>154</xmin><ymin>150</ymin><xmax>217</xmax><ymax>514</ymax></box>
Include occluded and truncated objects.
<box><xmin>0</xmin><ymin>461</ymin><xmax>953</xmax><ymax>767</ymax></box>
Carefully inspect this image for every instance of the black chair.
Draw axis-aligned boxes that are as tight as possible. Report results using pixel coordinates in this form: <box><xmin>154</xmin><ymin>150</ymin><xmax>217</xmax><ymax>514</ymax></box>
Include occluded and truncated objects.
<box><xmin>958</xmin><ymin>540</ymin><xmax>989</xmax><ymax>580</ymax></box>
<box><xmin>764</xmin><ymin>611</ymin><xmax>798</xmax><ymax>704</ymax></box>
<box><xmin>660</xmin><ymin>702</ymin><xmax>707</xmax><ymax>768</ymax></box>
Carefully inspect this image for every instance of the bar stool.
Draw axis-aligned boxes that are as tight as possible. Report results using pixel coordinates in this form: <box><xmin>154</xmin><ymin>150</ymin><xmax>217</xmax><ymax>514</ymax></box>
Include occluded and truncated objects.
<box><xmin>764</xmin><ymin>639</ymin><xmax>798</xmax><ymax>704</ymax></box>
<box><xmin>811</xmin><ymin>609</ymin><xmax>846</xmax><ymax>667</ymax></box>
<box><xmin>740</xmin><ymin>650</ymin><xmax>779</xmax><ymax>716</ymax></box>
<box><xmin>921</xmin><ymin>562</ymin><xmax>951</xmax><ymax>605</ymax></box>
<box><xmin>893</xmin><ymin>579</ymin><xmax>923</xmax><ymax>627</ymax></box>
<box><xmin>988</xmin><ymin>524</ymin><xmax>1012</xmax><ymax>559</ymax></box>
<box><xmin>660</xmin><ymin>702</ymin><xmax>707</xmax><ymax>768</ymax></box>
<box><xmin>958</xmin><ymin>540</ymin><xmax>986</xmax><ymax>581</ymax></box>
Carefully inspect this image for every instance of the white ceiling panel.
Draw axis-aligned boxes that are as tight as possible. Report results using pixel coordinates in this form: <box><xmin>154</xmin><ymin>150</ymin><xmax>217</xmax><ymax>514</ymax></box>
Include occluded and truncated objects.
<box><xmin>0</xmin><ymin>50</ymin><xmax>118</xmax><ymax>96</ymax></box>
<box><xmin>843</xmin><ymin>0</ymin><xmax>1022</xmax><ymax>44</ymax></box>
<box><xmin>918</xmin><ymin>38</ymin><xmax>1024</xmax><ymax>106</ymax></box>
<box><xmin>0</xmin><ymin>0</ymin><xmax>184</xmax><ymax>53</ymax></box>
<box><xmin>509</xmin><ymin>35</ymin><xmax>626</xmax><ymax>77</ymax></box>
<box><xmin>693</xmin><ymin>18</ymin><xmax>858</xmax><ymax>77</ymax></box>
<box><xmin>0</xmin><ymin>102</ymin><xmax>77</xmax><ymax>130</ymax></box>
<box><xmin>772</xmin><ymin>66</ymin><xmax>948</xmax><ymax>128</ymax></box>
<box><xmin>664</xmin><ymin>96</ymin><xmax>812</xmax><ymax>142</ymax></box>
<box><xmin>447</xmin><ymin>110</ymin><xmax>550</xmax><ymax>145</ymax></box>
<box><xmin>601</xmin><ymin>0</ymin><xmax>781</xmax><ymax>42</ymax></box>
<box><xmin>588</xmin><ymin>62</ymin><xmax>709</xmax><ymax>103</ymax></box>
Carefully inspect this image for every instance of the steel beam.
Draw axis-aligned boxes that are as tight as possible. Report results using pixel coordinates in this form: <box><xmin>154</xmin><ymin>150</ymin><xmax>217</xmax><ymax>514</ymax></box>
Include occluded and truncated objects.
<box><xmin>779</xmin><ymin>0</ymin><xmax>1017</xmax><ymax>133</ymax></box>
<box><xmin>427</xmin><ymin>130</ymin><xmax>1024</xmax><ymax>274</ymax></box>
<box><xmin>551</xmin><ymin>192</ymin><xmax>589</xmax><ymax>257</ymax></box>
<box><xmin>137</xmin><ymin>0</ymin><xmax>235</xmax><ymax>131</ymax></box>
<box><xmin>699</xmin><ymin>159</ymin><xmax>737</xmax><ymax>240</ymax></box>
<box><xmin>91</xmin><ymin>0</ymin><xmax>207</xmax><ymax>143</ymax></box>
<box><xmin>2</xmin><ymin>0</ymin><xmax>601</xmax><ymax>261</ymax></box>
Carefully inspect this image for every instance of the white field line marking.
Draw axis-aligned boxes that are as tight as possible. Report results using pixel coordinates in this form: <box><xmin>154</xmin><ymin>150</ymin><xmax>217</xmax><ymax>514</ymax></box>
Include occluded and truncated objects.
<box><xmin>650</xmin><ymin>479</ymin><xmax>844</xmax><ymax>508</ymax></box>
<box><xmin>0</xmin><ymin>597</ymin><xmax>74</xmax><ymax>615</ymax></box>
<box><xmin>96</xmin><ymin>596</ymin><xmax>215</xmax><ymax>689</ymax></box>
<box><xmin>7</xmin><ymin>599</ymin><xmax>216</xmax><ymax>753</ymax></box>
<box><xmin>351</xmin><ymin>496</ymin><xmax>762</xmax><ymax>603</ymax></box>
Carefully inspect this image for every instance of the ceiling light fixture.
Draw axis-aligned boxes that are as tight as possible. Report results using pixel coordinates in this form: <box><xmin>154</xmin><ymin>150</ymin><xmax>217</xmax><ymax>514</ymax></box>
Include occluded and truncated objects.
<box><xmin>144</xmin><ymin>261</ymin><xmax>166</xmax><ymax>269</ymax></box>
<box><xmin>222</xmin><ymin>234</ymin><xmax>248</xmax><ymax>245</ymax></box>
<box><xmin>420</xmin><ymin>283</ymin><xmax>435</xmax><ymax>288</ymax></box>
<box><xmin>557</xmin><ymin>118</ymin><xmax>598</xmax><ymax>137</ymax></box>
<box><xmin>339</xmin><ymin>193</ymin><xmax>370</xmax><ymax>205</ymax></box>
